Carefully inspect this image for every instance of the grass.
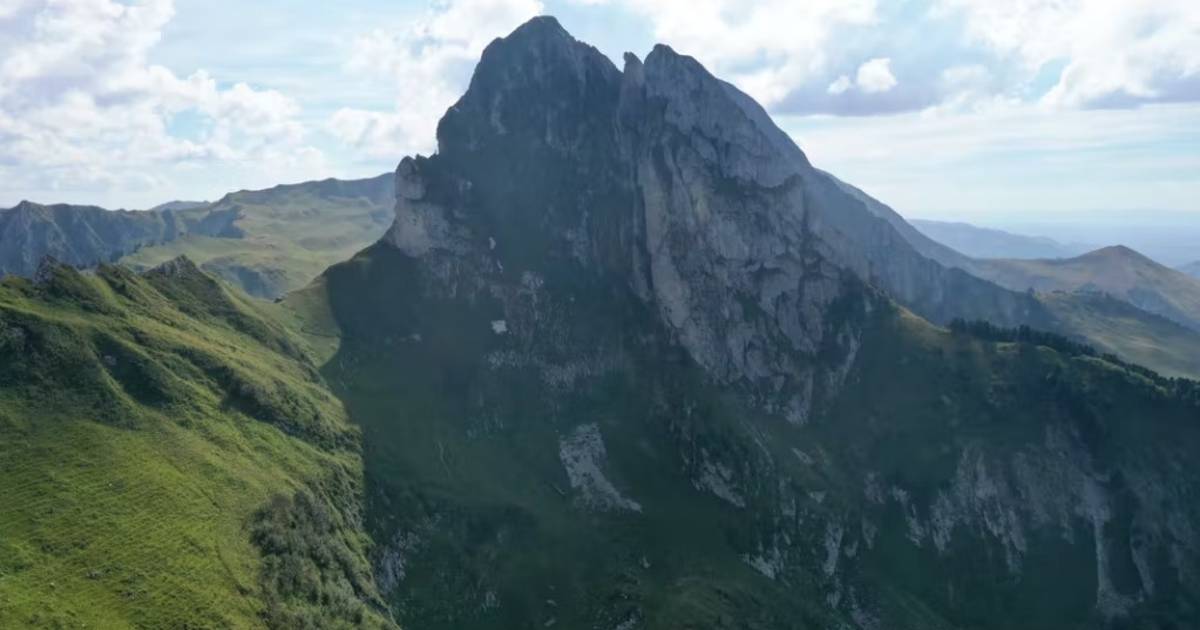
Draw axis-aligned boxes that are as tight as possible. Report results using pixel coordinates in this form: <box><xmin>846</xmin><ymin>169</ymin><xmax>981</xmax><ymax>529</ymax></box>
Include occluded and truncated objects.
<box><xmin>1041</xmin><ymin>290</ymin><xmax>1200</xmax><ymax>379</ymax></box>
<box><xmin>121</xmin><ymin>175</ymin><xmax>393</xmax><ymax>299</ymax></box>
<box><xmin>0</xmin><ymin>260</ymin><xmax>393</xmax><ymax>629</ymax></box>
<box><xmin>977</xmin><ymin>247</ymin><xmax>1200</xmax><ymax>332</ymax></box>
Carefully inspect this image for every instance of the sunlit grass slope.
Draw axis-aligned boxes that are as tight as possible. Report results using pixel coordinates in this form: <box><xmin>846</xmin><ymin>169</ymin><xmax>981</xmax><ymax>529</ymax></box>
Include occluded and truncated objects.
<box><xmin>0</xmin><ymin>259</ymin><xmax>394</xmax><ymax>629</ymax></box>
<box><xmin>122</xmin><ymin>175</ymin><xmax>394</xmax><ymax>299</ymax></box>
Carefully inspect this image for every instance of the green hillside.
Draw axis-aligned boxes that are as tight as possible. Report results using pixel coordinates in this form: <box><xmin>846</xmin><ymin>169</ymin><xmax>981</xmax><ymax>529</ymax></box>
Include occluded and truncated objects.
<box><xmin>0</xmin><ymin>260</ymin><xmax>394</xmax><ymax>629</ymax></box>
<box><xmin>1040</xmin><ymin>289</ymin><xmax>1200</xmax><ymax>379</ymax></box>
<box><xmin>977</xmin><ymin>246</ymin><xmax>1200</xmax><ymax>332</ymax></box>
<box><xmin>122</xmin><ymin>175</ymin><xmax>393</xmax><ymax>299</ymax></box>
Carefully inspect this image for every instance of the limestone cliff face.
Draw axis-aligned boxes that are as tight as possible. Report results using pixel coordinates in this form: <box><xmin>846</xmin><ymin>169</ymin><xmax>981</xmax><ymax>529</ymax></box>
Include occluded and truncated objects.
<box><xmin>384</xmin><ymin>17</ymin><xmax>1047</xmax><ymax>421</ymax></box>
<box><xmin>363</xmin><ymin>17</ymin><xmax>1200</xmax><ymax>629</ymax></box>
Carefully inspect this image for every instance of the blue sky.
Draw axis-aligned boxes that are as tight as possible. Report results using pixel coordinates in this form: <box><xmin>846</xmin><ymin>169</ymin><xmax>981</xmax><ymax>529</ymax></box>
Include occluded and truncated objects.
<box><xmin>1</xmin><ymin>0</ymin><xmax>1197</xmax><ymax>222</ymax></box>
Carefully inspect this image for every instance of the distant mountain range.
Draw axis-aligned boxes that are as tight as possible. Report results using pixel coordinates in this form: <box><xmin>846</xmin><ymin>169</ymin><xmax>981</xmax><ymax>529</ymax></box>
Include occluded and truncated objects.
<box><xmin>972</xmin><ymin>245</ymin><xmax>1200</xmax><ymax>333</ymax></box>
<box><xmin>982</xmin><ymin>217</ymin><xmax>1200</xmax><ymax>267</ymax></box>
<box><xmin>910</xmin><ymin>219</ymin><xmax>1091</xmax><ymax>259</ymax></box>
<box><xmin>2</xmin><ymin>174</ymin><xmax>394</xmax><ymax>298</ymax></box>
<box><xmin>122</xmin><ymin>174</ymin><xmax>394</xmax><ymax>298</ymax></box>
<box><xmin>899</xmin><ymin>219</ymin><xmax>1200</xmax><ymax>377</ymax></box>
<box><xmin>146</xmin><ymin>200</ymin><xmax>210</xmax><ymax>212</ymax></box>
<box><xmin>1180</xmin><ymin>260</ymin><xmax>1200</xmax><ymax>278</ymax></box>
<box><xmin>0</xmin><ymin>201</ymin><xmax>182</xmax><ymax>275</ymax></box>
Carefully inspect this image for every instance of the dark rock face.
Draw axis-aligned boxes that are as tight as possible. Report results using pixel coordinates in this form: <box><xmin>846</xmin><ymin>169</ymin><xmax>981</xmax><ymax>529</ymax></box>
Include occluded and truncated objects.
<box><xmin>323</xmin><ymin>16</ymin><xmax>1200</xmax><ymax>630</ymax></box>
<box><xmin>384</xmin><ymin>17</ymin><xmax>1050</xmax><ymax>421</ymax></box>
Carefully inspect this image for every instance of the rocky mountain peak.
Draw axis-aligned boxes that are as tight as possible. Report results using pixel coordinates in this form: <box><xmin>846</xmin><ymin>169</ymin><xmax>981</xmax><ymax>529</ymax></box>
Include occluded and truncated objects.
<box><xmin>383</xmin><ymin>16</ymin><xmax>1053</xmax><ymax>420</ymax></box>
<box><xmin>436</xmin><ymin>14</ymin><xmax>621</xmax><ymax>162</ymax></box>
<box><xmin>634</xmin><ymin>43</ymin><xmax>811</xmax><ymax>187</ymax></box>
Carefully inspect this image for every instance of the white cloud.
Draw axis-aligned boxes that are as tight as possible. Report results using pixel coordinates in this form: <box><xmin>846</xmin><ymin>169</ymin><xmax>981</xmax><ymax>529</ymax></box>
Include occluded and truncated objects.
<box><xmin>328</xmin><ymin>0</ymin><xmax>543</xmax><ymax>159</ymax></box>
<box><xmin>939</xmin><ymin>0</ymin><xmax>1200</xmax><ymax>108</ymax></box>
<box><xmin>598</xmin><ymin>0</ymin><xmax>878</xmax><ymax>107</ymax></box>
<box><xmin>580</xmin><ymin>0</ymin><xmax>1200</xmax><ymax>116</ymax></box>
<box><xmin>0</xmin><ymin>0</ymin><xmax>326</xmax><ymax>207</ymax></box>
<box><xmin>782</xmin><ymin>100</ymin><xmax>1200</xmax><ymax>217</ymax></box>
<box><xmin>827</xmin><ymin>75</ymin><xmax>853</xmax><ymax>95</ymax></box>
<box><xmin>854</xmin><ymin>57</ymin><xmax>897</xmax><ymax>93</ymax></box>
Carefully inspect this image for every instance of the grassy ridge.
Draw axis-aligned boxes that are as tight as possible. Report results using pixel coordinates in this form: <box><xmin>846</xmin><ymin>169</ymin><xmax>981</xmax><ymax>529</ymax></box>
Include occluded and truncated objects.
<box><xmin>0</xmin><ymin>260</ymin><xmax>393</xmax><ymax>628</ymax></box>
<box><xmin>122</xmin><ymin>175</ymin><xmax>394</xmax><ymax>299</ymax></box>
<box><xmin>1040</xmin><ymin>290</ymin><xmax>1200</xmax><ymax>379</ymax></box>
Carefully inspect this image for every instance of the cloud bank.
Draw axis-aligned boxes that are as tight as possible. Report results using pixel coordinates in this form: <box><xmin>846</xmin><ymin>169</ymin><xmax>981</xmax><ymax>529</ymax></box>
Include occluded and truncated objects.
<box><xmin>0</xmin><ymin>0</ymin><xmax>327</xmax><ymax>206</ymax></box>
<box><xmin>1</xmin><ymin>0</ymin><xmax>1196</xmax><ymax>216</ymax></box>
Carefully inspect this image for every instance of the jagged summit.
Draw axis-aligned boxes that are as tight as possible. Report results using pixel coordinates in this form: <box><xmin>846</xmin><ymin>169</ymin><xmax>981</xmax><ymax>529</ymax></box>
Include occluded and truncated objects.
<box><xmin>505</xmin><ymin>14</ymin><xmax>570</xmax><ymax>39</ymax></box>
<box><xmin>389</xmin><ymin>16</ymin><xmax>1050</xmax><ymax>349</ymax></box>
<box><xmin>637</xmin><ymin>40</ymin><xmax>813</xmax><ymax>185</ymax></box>
<box><xmin>436</xmin><ymin>15</ymin><xmax>620</xmax><ymax>160</ymax></box>
<box><xmin>381</xmin><ymin>15</ymin><xmax>1065</xmax><ymax>430</ymax></box>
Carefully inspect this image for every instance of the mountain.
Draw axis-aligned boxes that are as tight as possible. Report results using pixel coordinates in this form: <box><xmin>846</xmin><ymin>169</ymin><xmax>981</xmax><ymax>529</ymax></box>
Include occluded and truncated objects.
<box><xmin>1180</xmin><ymin>260</ymin><xmax>1200</xmax><ymax>278</ymax></box>
<box><xmin>147</xmin><ymin>200</ymin><xmax>210</xmax><ymax>212</ymax></box>
<box><xmin>121</xmin><ymin>174</ymin><xmax>395</xmax><ymax>298</ymax></box>
<box><xmin>973</xmin><ymin>245</ymin><xmax>1200</xmax><ymax>332</ymax></box>
<box><xmin>0</xmin><ymin>201</ymin><xmax>181</xmax><ymax>277</ymax></box>
<box><xmin>911</xmin><ymin>219</ymin><xmax>1091</xmax><ymax>259</ymax></box>
<box><xmin>1038</xmin><ymin>289</ymin><xmax>1200</xmax><ymax>378</ymax></box>
<box><xmin>0</xmin><ymin>258</ymin><xmax>394</xmax><ymax>628</ymax></box>
<box><xmin>280</xmin><ymin>17</ymin><xmax>1200</xmax><ymax>629</ymax></box>
<box><xmin>984</xmin><ymin>217</ymin><xmax>1200</xmax><ymax>268</ymax></box>
<box><xmin>903</xmin><ymin>223</ymin><xmax>1200</xmax><ymax>378</ymax></box>
<box><xmin>3</xmin><ymin>175</ymin><xmax>394</xmax><ymax>300</ymax></box>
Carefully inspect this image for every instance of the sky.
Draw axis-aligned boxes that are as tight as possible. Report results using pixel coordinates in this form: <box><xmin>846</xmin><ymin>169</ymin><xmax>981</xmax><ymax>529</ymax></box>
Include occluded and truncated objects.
<box><xmin>1</xmin><ymin>0</ymin><xmax>1198</xmax><ymax>222</ymax></box>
